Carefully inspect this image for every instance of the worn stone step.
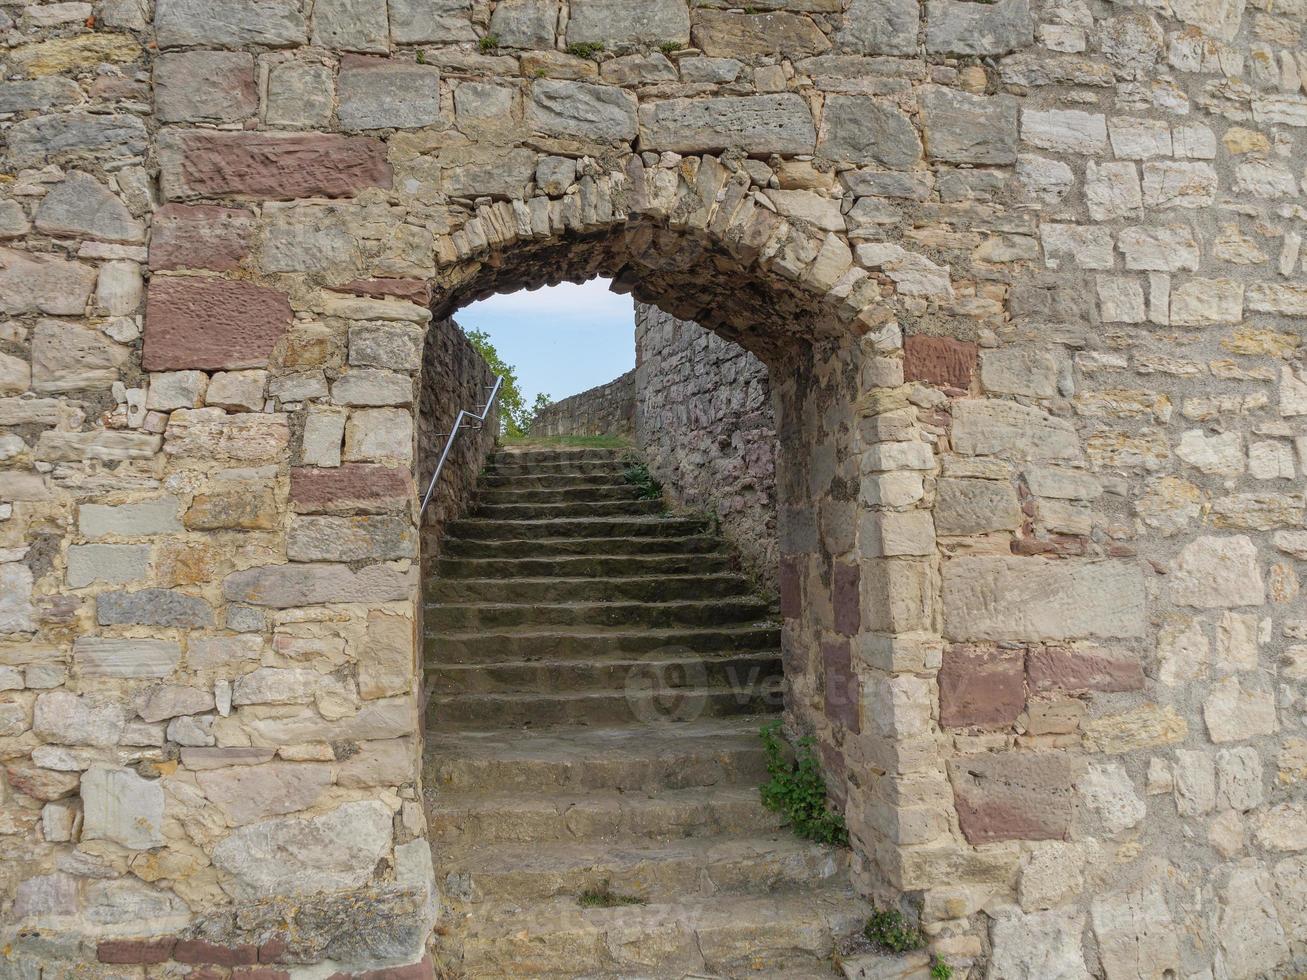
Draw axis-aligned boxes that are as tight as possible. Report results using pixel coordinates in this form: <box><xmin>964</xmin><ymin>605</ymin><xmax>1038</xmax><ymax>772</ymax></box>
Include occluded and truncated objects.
<box><xmin>424</xmin><ymin>624</ymin><xmax>781</xmax><ymax>663</ymax></box>
<box><xmin>434</xmin><ymin>552</ymin><xmax>735</xmax><ymax>579</ymax></box>
<box><xmin>485</xmin><ymin>459</ymin><xmax>627</xmax><ymax>478</ymax></box>
<box><xmin>425</xmin><ymin>650</ymin><xmax>782</xmax><ymax>696</ymax></box>
<box><xmin>490</xmin><ymin>448</ymin><xmax>624</xmax><ymax>465</ymax></box>
<box><xmin>480</xmin><ymin>472</ymin><xmax>633</xmax><ymax>490</ymax></box>
<box><xmin>449</xmin><ymin>515</ymin><xmax>706</xmax><ymax>541</ymax></box>
<box><xmin>478</xmin><ymin>484</ymin><xmax>640</xmax><ymax>504</ymax></box>
<box><xmin>427</xmin><ymin>572</ymin><xmax>754</xmax><ymax>604</ymax></box>
<box><xmin>425</xmin><ymin>597</ymin><xmax>773</xmax><ymax>630</ymax></box>
<box><xmin>424</xmin><ymin>718</ymin><xmax>772</xmax><ymax>793</ymax></box>
<box><xmin>426</xmin><ymin>785</ymin><xmax>785</xmax><ymax>843</ymax></box>
<box><xmin>441</xmin><ymin>533</ymin><xmax>724</xmax><ymax>558</ymax></box>
<box><xmin>426</xmin><ymin>681</ymin><xmax>781</xmax><ymax>729</ymax></box>
<box><xmin>473</xmin><ymin>498</ymin><xmax>664</xmax><ymax>520</ymax></box>
<box><xmin>439</xmin><ymin>833</ymin><xmax>848</xmax><ymax>905</ymax></box>
<box><xmin>450</xmin><ymin>889</ymin><xmax>865</xmax><ymax>979</ymax></box>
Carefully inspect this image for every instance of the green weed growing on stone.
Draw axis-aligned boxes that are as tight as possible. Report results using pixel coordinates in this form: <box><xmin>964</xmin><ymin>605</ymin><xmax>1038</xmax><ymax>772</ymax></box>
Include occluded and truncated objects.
<box><xmin>578</xmin><ymin>885</ymin><xmax>646</xmax><ymax>908</ymax></box>
<box><xmin>620</xmin><ymin>455</ymin><xmax>662</xmax><ymax>500</ymax></box>
<box><xmin>415</xmin><ymin>49</ymin><xmax>427</xmax><ymax>64</ymax></box>
<box><xmin>478</xmin><ymin>33</ymin><xmax>499</xmax><ymax>52</ymax></box>
<box><xmin>863</xmin><ymin>906</ymin><xmax>924</xmax><ymax>953</ymax></box>
<box><xmin>930</xmin><ymin>959</ymin><xmax>953</xmax><ymax>980</ymax></box>
<box><xmin>659</xmin><ymin>41</ymin><xmax>681</xmax><ymax>53</ymax></box>
<box><xmin>758</xmin><ymin>720</ymin><xmax>848</xmax><ymax>846</ymax></box>
<box><xmin>567</xmin><ymin>41</ymin><xmax>605</xmax><ymax>58</ymax></box>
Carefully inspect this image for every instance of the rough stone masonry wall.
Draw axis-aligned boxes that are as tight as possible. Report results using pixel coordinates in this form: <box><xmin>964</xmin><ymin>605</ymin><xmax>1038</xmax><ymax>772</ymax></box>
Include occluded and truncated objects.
<box><xmin>634</xmin><ymin>303</ymin><xmax>779</xmax><ymax>591</ymax></box>
<box><xmin>0</xmin><ymin>0</ymin><xmax>1305</xmax><ymax>975</ymax></box>
<box><xmin>415</xmin><ymin>316</ymin><xmax>497</xmax><ymax>558</ymax></box>
<box><xmin>530</xmin><ymin>368</ymin><xmax>635</xmax><ymax>437</ymax></box>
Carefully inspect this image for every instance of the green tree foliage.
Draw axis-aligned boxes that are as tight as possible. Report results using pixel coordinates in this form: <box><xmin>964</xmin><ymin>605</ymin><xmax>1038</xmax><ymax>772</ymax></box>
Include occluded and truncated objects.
<box><xmin>463</xmin><ymin>328</ymin><xmax>551</xmax><ymax>437</ymax></box>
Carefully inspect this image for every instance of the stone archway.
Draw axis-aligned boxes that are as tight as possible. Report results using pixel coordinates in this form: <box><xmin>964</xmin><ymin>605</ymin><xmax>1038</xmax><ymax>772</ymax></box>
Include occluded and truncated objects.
<box><xmin>3</xmin><ymin>0</ymin><xmax>1300</xmax><ymax>973</ymax></box>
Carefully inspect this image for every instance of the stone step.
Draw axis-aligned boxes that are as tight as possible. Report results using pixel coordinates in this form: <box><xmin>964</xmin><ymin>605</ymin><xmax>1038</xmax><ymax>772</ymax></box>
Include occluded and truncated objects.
<box><xmin>424</xmin><ymin>597</ymin><xmax>774</xmax><ymax>630</ymax></box>
<box><xmin>450</xmin><ymin>889</ymin><xmax>865</xmax><ymax>979</ymax></box>
<box><xmin>424</xmin><ymin>624</ymin><xmax>781</xmax><ymax>663</ymax></box>
<box><xmin>426</xmin><ymin>785</ymin><xmax>785</xmax><ymax>843</ymax></box>
<box><xmin>434</xmin><ymin>552</ymin><xmax>735</xmax><ymax>579</ymax></box>
<box><xmin>441</xmin><ymin>533</ymin><xmax>724</xmax><ymax>558</ymax></box>
<box><xmin>491</xmin><ymin>447</ymin><xmax>624</xmax><ymax>463</ymax></box>
<box><xmin>427</xmin><ymin>572</ymin><xmax>755</xmax><ymax>604</ymax></box>
<box><xmin>425</xmin><ymin>681</ymin><xmax>782</xmax><ymax>729</ymax></box>
<box><xmin>438</xmin><ymin>833</ymin><xmax>848</xmax><ymax>905</ymax></box>
<box><xmin>477</xmin><ymin>484</ymin><xmax>640</xmax><ymax>504</ymax></box>
<box><xmin>424</xmin><ymin>718</ymin><xmax>772</xmax><ymax>794</ymax></box>
<box><xmin>449</xmin><ymin>515</ymin><xmax>707</xmax><ymax>541</ymax></box>
<box><xmin>480</xmin><ymin>472</ymin><xmax>633</xmax><ymax>490</ymax></box>
<box><xmin>473</xmin><ymin>498</ymin><xmax>664</xmax><ymax>520</ymax></box>
<box><xmin>485</xmin><ymin>459</ymin><xmax>627</xmax><ymax>477</ymax></box>
<box><xmin>425</xmin><ymin>650</ymin><xmax>782</xmax><ymax>696</ymax></box>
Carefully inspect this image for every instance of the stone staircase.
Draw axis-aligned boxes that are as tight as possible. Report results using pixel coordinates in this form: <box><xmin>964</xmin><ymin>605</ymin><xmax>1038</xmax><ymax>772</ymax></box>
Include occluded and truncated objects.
<box><xmin>422</xmin><ymin>446</ymin><xmax>867</xmax><ymax>979</ymax></box>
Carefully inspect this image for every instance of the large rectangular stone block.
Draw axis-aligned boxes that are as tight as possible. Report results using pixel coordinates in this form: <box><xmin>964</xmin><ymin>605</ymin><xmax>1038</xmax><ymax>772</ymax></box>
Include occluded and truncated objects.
<box><xmin>338</xmin><ymin>60</ymin><xmax>442</xmax><ymax>131</ymax></box>
<box><xmin>567</xmin><ymin>0</ymin><xmax>689</xmax><ymax>47</ymax></box>
<box><xmin>0</xmin><ymin>247</ymin><xmax>96</xmax><ymax>317</ymax></box>
<box><xmin>289</xmin><ymin>464</ymin><xmax>413</xmax><ymax>514</ymax></box>
<box><xmin>527</xmin><ymin>80</ymin><xmax>638</xmax><ymax>142</ymax></box>
<box><xmin>638</xmin><ymin>94</ymin><xmax>816</xmax><ymax>155</ymax></box>
<box><xmin>155</xmin><ymin>0</ymin><xmax>306</xmax><ymax>47</ymax></box>
<box><xmin>948</xmin><ymin>751</ymin><xmax>1077</xmax><ymax>844</ymax></box>
<box><xmin>73</xmin><ymin>638</ymin><xmax>182</xmax><ymax>679</ymax></box>
<box><xmin>942</xmin><ymin>556</ymin><xmax>1146</xmax><ymax>641</ymax></box>
<box><xmin>222</xmin><ymin>561</ymin><xmax>417</xmax><ymax>607</ymax></box>
<box><xmin>159</xmin><ymin>131</ymin><xmax>392</xmax><ymax>201</ymax></box>
<box><xmin>144</xmin><ymin>278</ymin><xmax>291</xmax><ymax>371</ymax></box>
<box><xmin>918</xmin><ymin>87</ymin><xmax>1018</xmax><ymax>164</ymax></box>
<box><xmin>951</xmin><ymin>399</ymin><xmax>1081</xmax><ymax>460</ymax></box>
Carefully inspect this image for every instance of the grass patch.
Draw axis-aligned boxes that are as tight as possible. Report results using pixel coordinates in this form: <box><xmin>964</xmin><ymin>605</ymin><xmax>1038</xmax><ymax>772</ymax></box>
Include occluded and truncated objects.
<box><xmin>863</xmin><ymin>906</ymin><xmax>924</xmax><ymax>954</ymax></box>
<box><xmin>502</xmin><ymin>434</ymin><xmax>631</xmax><ymax>449</ymax></box>
<box><xmin>578</xmin><ymin>885</ymin><xmax>646</xmax><ymax>908</ymax></box>
<box><xmin>566</xmin><ymin>40</ymin><xmax>605</xmax><ymax>58</ymax></box>
<box><xmin>620</xmin><ymin>454</ymin><xmax>662</xmax><ymax>500</ymax></box>
<box><xmin>478</xmin><ymin>33</ymin><xmax>499</xmax><ymax>51</ymax></box>
<box><xmin>759</xmin><ymin>720</ymin><xmax>848</xmax><ymax>847</ymax></box>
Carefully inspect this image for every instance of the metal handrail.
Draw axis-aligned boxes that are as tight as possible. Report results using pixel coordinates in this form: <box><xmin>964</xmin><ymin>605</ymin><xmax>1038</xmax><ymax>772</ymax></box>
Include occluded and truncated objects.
<box><xmin>419</xmin><ymin>375</ymin><xmax>504</xmax><ymax>517</ymax></box>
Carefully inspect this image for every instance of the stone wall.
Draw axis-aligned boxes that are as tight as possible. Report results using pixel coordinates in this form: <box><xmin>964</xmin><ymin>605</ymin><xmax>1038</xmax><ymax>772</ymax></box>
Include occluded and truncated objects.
<box><xmin>0</xmin><ymin>0</ymin><xmax>1305</xmax><ymax>975</ymax></box>
<box><xmin>634</xmin><ymin>304</ymin><xmax>778</xmax><ymax>591</ymax></box>
<box><xmin>416</xmin><ymin>316</ymin><xmax>497</xmax><ymax>557</ymax></box>
<box><xmin>530</xmin><ymin>369</ymin><xmax>634</xmax><ymax>438</ymax></box>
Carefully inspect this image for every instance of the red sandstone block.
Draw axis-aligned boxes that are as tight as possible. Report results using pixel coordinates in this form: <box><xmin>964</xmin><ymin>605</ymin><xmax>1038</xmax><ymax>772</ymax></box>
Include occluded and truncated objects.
<box><xmin>231</xmin><ymin>969</ymin><xmax>290</xmax><ymax>980</ymax></box>
<box><xmin>164</xmin><ymin>131</ymin><xmax>392</xmax><ymax>201</ymax></box>
<box><xmin>97</xmin><ymin>938</ymin><xmax>176</xmax><ymax>964</ymax></box>
<box><xmin>822</xmin><ymin>637</ymin><xmax>859</xmax><ymax>733</ymax></box>
<box><xmin>778</xmin><ymin>555</ymin><xmax>801</xmax><ymax>619</ymax></box>
<box><xmin>258</xmin><ymin>938</ymin><xmax>288</xmax><ymax>964</ymax></box>
<box><xmin>150</xmin><ymin>204</ymin><xmax>256</xmax><ymax>272</ymax></box>
<box><xmin>174</xmin><ymin>940</ymin><xmax>259</xmax><ymax>966</ymax></box>
<box><xmin>1026</xmin><ymin>645</ymin><xmax>1144</xmax><ymax>695</ymax></box>
<box><xmin>903</xmin><ymin>335</ymin><xmax>977</xmax><ymax>389</ymax></box>
<box><xmin>289</xmin><ymin>464</ymin><xmax>414</xmax><ymax>514</ymax></box>
<box><xmin>832</xmin><ymin>561</ymin><xmax>860</xmax><ymax>636</ymax></box>
<box><xmin>938</xmin><ymin>644</ymin><xmax>1025</xmax><ymax>729</ymax></box>
<box><xmin>328</xmin><ymin>279</ymin><xmax>432</xmax><ymax>306</ymax></box>
<box><xmin>948</xmin><ymin>751</ymin><xmax>1074</xmax><ymax>845</ymax></box>
<box><xmin>144</xmin><ymin>277</ymin><xmax>292</xmax><ymax>371</ymax></box>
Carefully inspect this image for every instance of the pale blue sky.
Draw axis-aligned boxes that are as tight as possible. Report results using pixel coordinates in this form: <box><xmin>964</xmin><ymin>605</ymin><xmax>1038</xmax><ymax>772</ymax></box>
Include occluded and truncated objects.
<box><xmin>456</xmin><ymin>279</ymin><xmax>636</xmax><ymax>405</ymax></box>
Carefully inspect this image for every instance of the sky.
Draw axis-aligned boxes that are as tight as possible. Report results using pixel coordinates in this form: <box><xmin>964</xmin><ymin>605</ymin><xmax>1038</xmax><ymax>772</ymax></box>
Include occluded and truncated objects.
<box><xmin>454</xmin><ymin>278</ymin><xmax>636</xmax><ymax>405</ymax></box>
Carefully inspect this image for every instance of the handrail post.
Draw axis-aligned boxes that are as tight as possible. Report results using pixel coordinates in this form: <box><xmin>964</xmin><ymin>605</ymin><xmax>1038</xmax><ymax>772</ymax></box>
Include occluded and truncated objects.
<box><xmin>419</xmin><ymin>376</ymin><xmax>504</xmax><ymax>518</ymax></box>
